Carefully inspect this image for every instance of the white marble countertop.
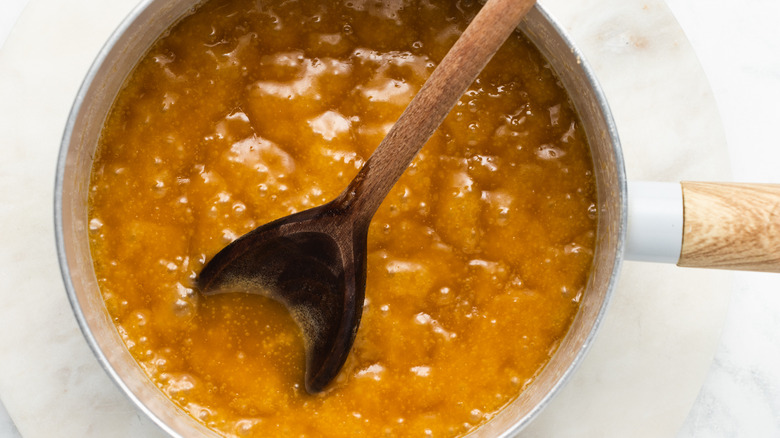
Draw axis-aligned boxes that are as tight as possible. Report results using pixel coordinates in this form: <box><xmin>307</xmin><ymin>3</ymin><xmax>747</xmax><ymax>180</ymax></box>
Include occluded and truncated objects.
<box><xmin>0</xmin><ymin>0</ymin><xmax>778</xmax><ymax>436</ymax></box>
<box><xmin>664</xmin><ymin>1</ymin><xmax>780</xmax><ymax>435</ymax></box>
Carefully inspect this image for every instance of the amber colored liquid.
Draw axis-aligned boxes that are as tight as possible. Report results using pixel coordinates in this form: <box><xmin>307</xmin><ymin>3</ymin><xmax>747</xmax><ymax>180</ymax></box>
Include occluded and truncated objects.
<box><xmin>88</xmin><ymin>0</ymin><xmax>598</xmax><ymax>436</ymax></box>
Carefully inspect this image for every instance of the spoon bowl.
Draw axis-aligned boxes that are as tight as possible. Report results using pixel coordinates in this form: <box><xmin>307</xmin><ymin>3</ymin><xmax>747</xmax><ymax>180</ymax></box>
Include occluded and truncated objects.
<box><xmin>197</xmin><ymin>196</ymin><xmax>369</xmax><ymax>393</ymax></box>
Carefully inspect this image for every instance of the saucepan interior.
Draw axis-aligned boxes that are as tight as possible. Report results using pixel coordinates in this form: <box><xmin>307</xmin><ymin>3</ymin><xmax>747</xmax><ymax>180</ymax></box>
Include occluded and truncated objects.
<box><xmin>55</xmin><ymin>1</ymin><xmax>626</xmax><ymax>436</ymax></box>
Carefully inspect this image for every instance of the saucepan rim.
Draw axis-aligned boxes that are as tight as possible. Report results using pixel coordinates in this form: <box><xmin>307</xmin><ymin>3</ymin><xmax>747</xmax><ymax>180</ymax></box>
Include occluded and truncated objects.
<box><xmin>54</xmin><ymin>1</ymin><xmax>627</xmax><ymax>436</ymax></box>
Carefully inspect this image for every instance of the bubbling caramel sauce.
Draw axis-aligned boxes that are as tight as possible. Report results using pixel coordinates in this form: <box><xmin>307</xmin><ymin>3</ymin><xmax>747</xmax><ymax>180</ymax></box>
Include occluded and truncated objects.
<box><xmin>88</xmin><ymin>0</ymin><xmax>597</xmax><ymax>436</ymax></box>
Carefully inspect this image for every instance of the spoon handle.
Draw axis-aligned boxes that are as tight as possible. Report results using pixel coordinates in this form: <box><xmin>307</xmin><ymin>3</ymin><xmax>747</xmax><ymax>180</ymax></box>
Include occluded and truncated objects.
<box><xmin>340</xmin><ymin>0</ymin><xmax>537</xmax><ymax>220</ymax></box>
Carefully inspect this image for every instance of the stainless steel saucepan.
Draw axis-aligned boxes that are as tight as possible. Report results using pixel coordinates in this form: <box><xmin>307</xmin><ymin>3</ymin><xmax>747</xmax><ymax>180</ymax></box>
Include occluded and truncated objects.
<box><xmin>55</xmin><ymin>1</ymin><xmax>779</xmax><ymax>436</ymax></box>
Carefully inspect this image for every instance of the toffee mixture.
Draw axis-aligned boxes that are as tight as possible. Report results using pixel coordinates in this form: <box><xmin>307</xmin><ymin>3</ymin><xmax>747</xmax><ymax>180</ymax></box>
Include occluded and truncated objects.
<box><xmin>88</xmin><ymin>0</ymin><xmax>598</xmax><ymax>436</ymax></box>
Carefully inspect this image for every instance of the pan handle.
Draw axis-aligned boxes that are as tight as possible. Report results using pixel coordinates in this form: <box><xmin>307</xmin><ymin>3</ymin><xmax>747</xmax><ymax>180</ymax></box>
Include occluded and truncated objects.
<box><xmin>626</xmin><ymin>181</ymin><xmax>780</xmax><ymax>273</ymax></box>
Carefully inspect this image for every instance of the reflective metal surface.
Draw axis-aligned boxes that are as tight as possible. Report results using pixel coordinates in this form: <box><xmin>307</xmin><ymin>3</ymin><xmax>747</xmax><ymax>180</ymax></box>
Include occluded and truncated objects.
<box><xmin>54</xmin><ymin>2</ymin><xmax>626</xmax><ymax>436</ymax></box>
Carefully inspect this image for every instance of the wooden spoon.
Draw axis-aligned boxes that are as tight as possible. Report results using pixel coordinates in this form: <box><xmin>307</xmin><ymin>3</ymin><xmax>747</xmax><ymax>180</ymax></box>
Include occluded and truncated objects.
<box><xmin>197</xmin><ymin>0</ymin><xmax>537</xmax><ymax>393</ymax></box>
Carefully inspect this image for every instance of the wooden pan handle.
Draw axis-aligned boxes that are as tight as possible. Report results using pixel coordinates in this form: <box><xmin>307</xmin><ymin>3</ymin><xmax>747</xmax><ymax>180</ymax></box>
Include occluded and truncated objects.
<box><xmin>678</xmin><ymin>182</ymin><xmax>780</xmax><ymax>272</ymax></box>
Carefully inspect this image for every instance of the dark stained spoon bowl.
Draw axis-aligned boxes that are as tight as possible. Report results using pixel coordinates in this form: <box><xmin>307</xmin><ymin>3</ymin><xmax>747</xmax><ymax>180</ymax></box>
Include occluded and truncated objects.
<box><xmin>196</xmin><ymin>0</ymin><xmax>537</xmax><ymax>393</ymax></box>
